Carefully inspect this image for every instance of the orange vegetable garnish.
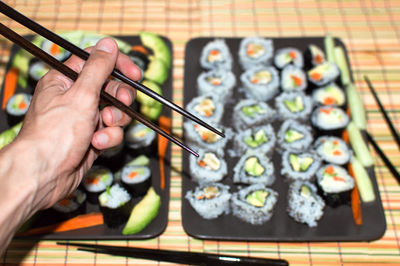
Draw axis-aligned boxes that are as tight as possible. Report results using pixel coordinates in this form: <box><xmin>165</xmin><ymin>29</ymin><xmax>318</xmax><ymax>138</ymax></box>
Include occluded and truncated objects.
<box><xmin>325</xmin><ymin>166</ymin><xmax>335</xmax><ymax>175</ymax></box>
<box><xmin>131</xmin><ymin>45</ymin><xmax>149</xmax><ymax>55</ymax></box>
<box><xmin>342</xmin><ymin>130</ymin><xmax>349</xmax><ymax>143</ymax></box>
<box><xmin>311</xmin><ymin>72</ymin><xmax>322</xmax><ymax>81</ymax></box>
<box><xmin>333</xmin><ymin>150</ymin><xmax>342</xmax><ymax>156</ymax></box>
<box><xmin>201</xmin><ymin>134</ymin><xmax>209</xmax><ymax>141</ymax></box>
<box><xmin>333</xmin><ymin>176</ymin><xmax>345</xmax><ymax>182</ymax></box>
<box><xmin>290</xmin><ymin>75</ymin><xmax>302</xmax><ymax>87</ymax></box>
<box><xmin>211</xmin><ymin>80</ymin><xmax>221</xmax><ymax>86</ymax></box>
<box><xmin>197</xmin><ymin>160</ymin><xmax>206</xmax><ymax>168</ymax></box>
<box><xmin>2</xmin><ymin>67</ymin><xmax>18</xmax><ymax>110</ymax></box>
<box><xmin>289</xmin><ymin>51</ymin><xmax>297</xmax><ymax>59</ymax></box>
<box><xmin>323</xmin><ymin>97</ymin><xmax>336</xmax><ymax>105</ymax></box>
<box><xmin>87</xmin><ymin>177</ymin><xmax>99</xmax><ymax>185</ymax></box>
<box><xmin>333</xmin><ymin>140</ymin><xmax>339</xmax><ymax>145</ymax></box>
<box><xmin>210</xmin><ymin>49</ymin><xmax>220</xmax><ymax>55</ymax></box>
<box><xmin>251</xmin><ymin>78</ymin><xmax>259</xmax><ymax>84</ymax></box>
<box><xmin>128</xmin><ymin>171</ymin><xmax>138</xmax><ymax>179</ymax></box>
<box><xmin>50</xmin><ymin>43</ymin><xmax>60</xmax><ymax>55</ymax></box>
<box><xmin>58</xmin><ymin>198</ymin><xmax>71</xmax><ymax>207</ymax></box>
<box><xmin>158</xmin><ymin>116</ymin><xmax>171</xmax><ymax>190</ymax></box>
<box><xmin>315</xmin><ymin>54</ymin><xmax>323</xmax><ymax>64</ymax></box>
<box><xmin>320</xmin><ymin>107</ymin><xmax>333</xmax><ymax>114</ymax></box>
<box><xmin>204</xmin><ymin>111</ymin><xmax>212</xmax><ymax>117</ymax></box>
<box><xmin>348</xmin><ymin>163</ymin><xmax>362</xmax><ymax>225</ymax></box>
<box><xmin>18</xmin><ymin>101</ymin><xmax>27</xmax><ymax>110</ymax></box>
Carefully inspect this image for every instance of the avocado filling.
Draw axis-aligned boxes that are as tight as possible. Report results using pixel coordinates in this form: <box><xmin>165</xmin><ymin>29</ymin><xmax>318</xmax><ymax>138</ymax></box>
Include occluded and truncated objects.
<box><xmin>194</xmin><ymin>98</ymin><xmax>216</xmax><ymax>117</ymax></box>
<box><xmin>285</xmin><ymin>129</ymin><xmax>304</xmax><ymax>143</ymax></box>
<box><xmin>289</xmin><ymin>153</ymin><xmax>314</xmax><ymax>172</ymax></box>
<box><xmin>283</xmin><ymin>96</ymin><xmax>304</xmax><ymax>113</ymax></box>
<box><xmin>244</xmin><ymin>129</ymin><xmax>268</xmax><ymax>148</ymax></box>
<box><xmin>244</xmin><ymin>156</ymin><xmax>265</xmax><ymax>177</ymax></box>
<box><xmin>241</xmin><ymin>104</ymin><xmax>266</xmax><ymax>117</ymax></box>
<box><xmin>250</xmin><ymin>70</ymin><xmax>272</xmax><ymax>84</ymax></box>
<box><xmin>300</xmin><ymin>184</ymin><xmax>312</xmax><ymax>198</ymax></box>
<box><xmin>246</xmin><ymin>190</ymin><xmax>269</xmax><ymax>207</ymax></box>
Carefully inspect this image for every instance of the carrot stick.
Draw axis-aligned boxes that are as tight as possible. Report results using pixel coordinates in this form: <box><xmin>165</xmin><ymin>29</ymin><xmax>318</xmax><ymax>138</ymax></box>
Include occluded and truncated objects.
<box><xmin>348</xmin><ymin>163</ymin><xmax>363</xmax><ymax>225</ymax></box>
<box><xmin>2</xmin><ymin>67</ymin><xmax>19</xmax><ymax>110</ymax></box>
<box><xmin>18</xmin><ymin>212</ymin><xmax>103</xmax><ymax>236</ymax></box>
<box><xmin>158</xmin><ymin>116</ymin><xmax>171</xmax><ymax>190</ymax></box>
<box><xmin>342</xmin><ymin>129</ymin><xmax>349</xmax><ymax>144</ymax></box>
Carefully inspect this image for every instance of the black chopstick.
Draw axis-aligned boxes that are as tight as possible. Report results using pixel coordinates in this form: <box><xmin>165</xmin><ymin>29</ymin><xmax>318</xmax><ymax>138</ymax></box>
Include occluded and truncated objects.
<box><xmin>0</xmin><ymin>2</ymin><xmax>224</xmax><ymax>139</ymax></box>
<box><xmin>0</xmin><ymin>22</ymin><xmax>199</xmax><ymax>157</ymax></box>
<box><xmin>57</xmin><ymin>242</ymin><xmax>289</xmax><ymax>266</ymax></box>
<box><xmin>364</xmin><ymin>76</ymin><xmax>400</xmax><ymax>150</ymax></box>
<box><xmin>366</xmin><ymin>132</ymin><xmax>400</xmax><ymax>184</ymax></box>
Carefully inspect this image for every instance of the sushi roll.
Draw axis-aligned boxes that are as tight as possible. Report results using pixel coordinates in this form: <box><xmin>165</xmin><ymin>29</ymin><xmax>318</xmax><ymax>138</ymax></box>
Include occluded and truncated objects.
<box><xmin>189</xmin><ymin>149</ymin><xmax>227</xmax><ymax>183</ymax></box>
<box><xmin>185</xmin><ymin>183</ymin><xmax>231</xmax><ymax>219</ymax></box>
<box><xmin>275</xmin><ymin>92</ymin><xmax>313</xmax><ymax>122</ymax></box>
<box><xmin>5</xmin><ymin>93</ymin><xmax>32</xmax><ymax>126</ymax></box>
<box><xmin>277</xmin><ymin>119</ymin><xmax>313</xmax><ymax>152</ymax></box>
<box><xmin>99</xmin><ymin>184</ymin><xmax>132</xmax><ymax>228</ymax></box>
<box><xmin>41</xmin><ymin>39</ymin><xmax>70</xmax><ymax>61</ymax></box>
<box><xmin>232</xmin><ymin>99</ymin><xmax>276</xmax><ymax>131</ymax></box>
<box><xmin>199</xmin><ymin>39</ymin><xmax>232</xmax><ymax>70</ymax></box>
<box><xmin>281</xmin><ymin>150</ymin><xmax>321</xmax><ymax>182</ymax></box>
<box><xmin>82</xmin><ymin>165</ymin><xmax>113</xmax><ymax>204</ymax></box>
<box><xmin>183</xmin><ymin>121</ymin><xmax>232</xmax><ymax>152</ymax></box>
<box><xmin>287</xmin><ymin>181</ymin><xmax>325</xmax><ymax>227</ymax></box>
<box><xmin>311</xmin><ymin>106</ymin><xmax>349</xmax><ymax>135</ymax></box>
<box><xmin>280</xmin><ymin>65</ymin><xmax>307</xmax><ymax>92</ymax></box>
<box><xmin>304</xmin><ymin>44</ymin><xmax>326</xmax><ymax>68</ymax></box>
<box><xmin>197</xmin><ymin>69</ymin><xmax>236</xmax><ymax>101</ymax></box>
<box><xmin>233</xmin><ymin>153</ymin><xmax>275</xmax><ymax>186</ymax></box>
<box><xmin>129</xmin><ymin>45</ymin><xmax>150</xmax><ymax>72</ymax></box>
<box><xmin>121</xmin><ymin>165</ymin><xmax>152</xmax><ymax>197</ymax></box>
<box><xmin>316</xmin><ymin>164</ymin><xmax>354</xmax><ymax>207</ymax></box>
<box><xmin>233</xmin><ymin>124</ymin><xmax>276</xmax><ymax>156</ymax></box>
<box><xmin>28</xmin><ymin>60</ymin><xmax>50</xmax><ymax>85</ymax></box>
<box><xmin>231</xmin><ymin>184</ymin><xmax>278</xmax><ymax>225</ymax></box>
<box><xmin>314</xmin><ymin>136</ymin><xmax>351</xmax><ymax>165</ymax></box>
<box><xmin>125</xmin><ymin>122</ymin><xmax>156</xmax><ymax>151</ymax></box>
<box><xmin>274</xmin><ymin>47</ymin><xmax>304</xmax><ymax>69</ymax></box>
<box><xmin>240</xmin><ymin>66</ymin><xmax>280</xmax><ymax>101</ymax></box>
<box><xmin>307</xmin><ymin>62</ymin><xmax>340</xmax><ymax>87</ymax></box>
<box><xmin>312</xmin><ymin>82</ymin><xmax>346</xmax><ymax>107</ymax></box>
<box><xmin>52</xmin><ymin>189</ymin><xmax>87</xmax><ymax>219</ymax></box>
<box><xmin>185</xmin><ymin>94</ymin><xmax>224</xmax><ymax>124</ymax></box>
<box><xmin>238</xmin><ymin>37</ymin><xmax>274</xmax><ymax>69</ymax></box>
<box><xmin>97</xmin><ymin>142</ymin><xmax>125</xmax><ymax>171</ymax></box>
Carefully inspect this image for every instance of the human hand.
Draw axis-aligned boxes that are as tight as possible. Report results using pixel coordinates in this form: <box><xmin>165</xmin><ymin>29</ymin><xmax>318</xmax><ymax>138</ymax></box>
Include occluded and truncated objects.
<box><xmin>15</xmin><ymin>37</ymin><xmax>141</xmax><ymax>210</ymax></box>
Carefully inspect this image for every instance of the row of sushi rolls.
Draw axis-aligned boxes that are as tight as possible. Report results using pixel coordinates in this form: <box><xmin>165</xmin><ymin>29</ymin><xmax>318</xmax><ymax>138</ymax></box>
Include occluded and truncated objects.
<box><xmin>3</xmin><ymin>31</ymin><xmax>172</xmax><ymax>235</ymax></box>
<box><xmin>184</xmin><ymin>36</ymin><xmax>363</xmax><ymax>228</ymax></box>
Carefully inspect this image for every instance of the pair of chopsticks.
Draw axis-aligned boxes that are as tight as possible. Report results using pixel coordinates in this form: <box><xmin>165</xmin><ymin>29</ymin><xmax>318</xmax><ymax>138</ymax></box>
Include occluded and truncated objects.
<box><xmin>364</xmin><ymin>76</ymin><xmax>400</xmax><ymax>184</ymax></box>
<box><xmin>57</xmin><ymin>242</ymin><xmax>289</xmax><ymax>265</ymax></box>
<box><xmin>0</xmin><ymin>2</ymin><xmax>224</xmax><ymax>157</ymax></box>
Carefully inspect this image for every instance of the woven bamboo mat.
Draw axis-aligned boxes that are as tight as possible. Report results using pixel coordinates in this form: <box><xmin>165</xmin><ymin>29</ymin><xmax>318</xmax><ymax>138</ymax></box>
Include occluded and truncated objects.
<box><xmin>0</xmin><ymin>0</ymin><xmax>399</xmax><ymax>265</ymax></box>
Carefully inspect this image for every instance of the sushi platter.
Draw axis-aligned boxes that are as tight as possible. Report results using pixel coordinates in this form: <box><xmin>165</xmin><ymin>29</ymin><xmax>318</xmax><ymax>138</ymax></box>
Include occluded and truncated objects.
<box><xmin>181</xmin><ymin>37</ymin><xmax>386</xmax><ymax>242</ymax></box>
<box><xmin>0</xmin><ymin>33</ymin><xmax>173</xmax><ymax>240</ymax></box>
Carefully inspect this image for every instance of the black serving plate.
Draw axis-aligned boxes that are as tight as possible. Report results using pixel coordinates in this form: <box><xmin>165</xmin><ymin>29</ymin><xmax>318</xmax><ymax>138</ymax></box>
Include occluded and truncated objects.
<box><xmin>181</xmin><ymin>37</ymin><xmax>386</xmax><ymax>242</ymax></box>
<box><xmin>0</xmin><ymin>35</ymin><xmax>172</xmax><ymax>240</ymax></box>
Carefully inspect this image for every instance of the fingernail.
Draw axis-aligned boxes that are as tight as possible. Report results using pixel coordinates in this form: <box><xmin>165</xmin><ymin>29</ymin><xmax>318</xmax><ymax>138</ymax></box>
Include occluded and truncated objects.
<box><xmin>96</xmin><ymin>38</ymin><xmax>115</xmax><ymax>53</ymax></box>
<box><xmin>96</xmin><ymin>132</ymin><xmax>109</xmax><ymax>146</ymax></box>
<box><xmin>112</xmin><ymin>108</ymin><xmax>122</xmax><ymax>123</ymax></box>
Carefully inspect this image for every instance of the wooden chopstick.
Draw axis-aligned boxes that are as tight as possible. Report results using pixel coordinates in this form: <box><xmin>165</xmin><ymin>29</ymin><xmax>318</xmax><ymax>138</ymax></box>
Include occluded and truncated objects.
<box><xmin>364</xmin><ymin>76</ymin><xmax>400</xmax><ymax>150</ymax></box>
<box><xmin>0</xmin><ymin>22</ymin><xmax>199</xmax><ymax>157</ymax></box>
<box><xmin>0</xmin><ymin>1</ymin><xmax>224</xmax><ymax>139</ymax></box>
<box><xmin>57</xmin><ymin>242</ymin><xmax>288</xmax><ymax>265</ymax></box>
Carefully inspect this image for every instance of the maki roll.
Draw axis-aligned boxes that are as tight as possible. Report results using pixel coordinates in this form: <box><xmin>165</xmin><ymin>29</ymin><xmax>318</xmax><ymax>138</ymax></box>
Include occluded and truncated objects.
<box><xmin>5</xmin><ymin>93</ymin><xmax>32</xmax><ymax>126</ymax></box>
<box><xmin>99</xmin><ymin>184</ymin><xmax>132</xmax><ymax>228</ymax></box>
<box><xmin>311</xmin><ymin>106</ymin><xmax>349</xmax><ymax>135</ymax></box>
<box><xmin>183</xmin><ymin>121</ymin><xmax>232</xmax><ymax>152</ymax></box>
<box><xmin>189</xmin><ymin>149</ymin><xmax>227</xmax><ymax>183</ymax></box>
<box><xmin>312</xmin><ymin>82</ymin><xmax>346</xmax><ymax>107</ymax></box>
<box><xmin>121</xmin><ymin>165</ymin><xmax>152</xmax><ymax>197</ymax></box>
<box><xmin>125</xmin><ymin>122</ymin><xmax>156</xmax><ymax>151</ymax></box>
<box><xmin>231</xmin><ymin>184</ymin><xmax>278</xmax><ymax>225</ymax></box>
<box><xmin>129</xmin><ymin>45</ymin><xmax>150</xmax><ymax>72</ymax></box>
<box><xmin>275</xmin><ymin>92</ymin><xmax>313</xmax><ymax>122</ymax></box>
<box><xmin>238</xmin><ymin>37</ymin><xmax>274</xmax><ymax>69</ymax></box>
<box><xmin>52</xmin><ymin>189</ymin><xmax>87</xmax><ymax>219</ymax></box>
<box><xmin>240</xmin><ymin>66</ymin><xmax>280</xmax><ymax>101</ymax></box>
<box><xmin>274</xmin><ymin>47</ymin><xmax>303</xmax><ymax>69</ymax></box>
<box><xmin>281</xmin><ymin>150</ymin><xmax>321</xmax><ymax>182</ymax></box>
<box><xmin>316</xmin><ymin>164</ymin><xmax>354</xmax><ymax>207</ymax></box>
<box><xmin>233</xmin><ymin>153</ymin><xmax>275</xmax><ymax>186</ymax></box>
<box><xmin>186</xmin><ymin>94</ymin><xmax>224</xmax><ymax>124</ymax></box>
<box><xmin>197</xmin><ymin>69</ymin><xmax>236</xmax><ymax>101</ymax></box>
<box><xmin>199</xmin><ymin>39</ymin><xmax>232</xmax><ymax>70</ymax></box>
<box><xmin>82</xmin><ymin>165</ymin><xmax>113</xmax><ymax>204</ymax></box>
<box><xmin>232</xmin><ymin>99</ymin><xmax>276</xmax><ymax>131</ymax></box>
<box><xmin>280</xmin><ymin>65</ymin><xmax>307</xmax><ymax>92</ymax></box>
<box><xmin>185</xmin><ymin>183</ymin><xmax>231</xmax><ymax>219</ymax></box>
<box><xmin>233</xmin><ymin>124</ymin><xmax>276</xmax><ymax>156</ymax></box>
<box><xmin>277</xmin><ymin>119</ymin><xmax>313</xmax><ymax>152</ymax></box>
<box><xmin>314</xmin><ymin>136</ymin><xmax>351</xmax><ymax>165</ymax></box>
<box><xmin>305</xmin><ymin>44</ymin><xmax>326</xmax><ymax>67</ymax></box>
<box><xmin>287</xmin><ymin>181</ymin><xmax>325</xmax><ymax>227</ymax></box>
<box><xmin>28</xmin><ymin>60</ymin><xmax>50</xmax><ymax>85</ymax></box>
<box><xmin>41</xmin><ymin>39</ymin><xmax>70</xmax><ymax>61</ymax></box>
<box><xmin>307</xmin><ymin>62</ymin><xmax>340</xmax><ymax>87</ymax></box>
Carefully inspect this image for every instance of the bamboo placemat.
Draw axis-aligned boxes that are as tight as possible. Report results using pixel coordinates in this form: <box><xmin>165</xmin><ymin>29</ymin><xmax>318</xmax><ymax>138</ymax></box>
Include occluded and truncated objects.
<box><xmin>0</xmin><ymin>0</ymin><xmax>399</xmax><ymax>265</ymax></box>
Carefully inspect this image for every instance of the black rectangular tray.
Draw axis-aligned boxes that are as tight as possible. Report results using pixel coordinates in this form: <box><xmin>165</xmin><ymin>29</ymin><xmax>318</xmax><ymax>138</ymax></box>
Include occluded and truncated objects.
<box><xmin>1</xmin><ymin>35</ymin><xmax>172</xmax><ymax>240</ymax></box>
<box><xmin>181</xmin><ymin>37</ymin><xmax>386</xmax><ymax>242</ymax></box>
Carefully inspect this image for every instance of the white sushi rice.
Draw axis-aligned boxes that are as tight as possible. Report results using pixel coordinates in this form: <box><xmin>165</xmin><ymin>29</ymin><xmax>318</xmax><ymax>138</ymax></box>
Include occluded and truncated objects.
<box><xmin>199</xmin><ymin>39</ymin><xmax>233</xmax><ymax>70</ymax></box>
<box><xmin>189</xmin><ymin>149</ymin><xmax>227</xmax><ymax>183</ymax></box>
<box><xmin>98</xmin><ymin>184</ymin><xmax>131</xmax><ymax>209</ymax></box>
<box><xmin>280</xmin><ymin>65</ymin><xmax>307</xmax><ymax>92</ymax></box>
<box><xmin>312</xmin><ymin>82</ymin><xmax>346</xmax><ymax>107</ymax></box>
<box><xmin>311</xmin><ymin>106</ymin><xmax>349</xmax><ymax>131</ymax></box>
<box><xmin>316</xmin><ymin>164</ymin><xmax>354</xmax><ymax>194</ymax></box>
<box><xmin>307</xmin><ymin>62</ymin><xmax>340</xmax><ymax>86</ymax></box>
<box><xmin>314</xmin><ymin>136</ymin><xmax>351</xmax><ymax>165</ymax></box>
<box><xmin>125</xmin><ymin>122</ymin><xmax>156</xmax><ymax>149</ymax></box>
<box><xmin>233</xmin><ymin>152</ymin><xmax>275</xmax><ymax>186</ymax></box>
<box><xmin>240</xmin><ymin>66</ymin><xmax>280</xmax><ymax>101</ymax></box>
<box><xmin>232</xmin><ymin>99</ymin><xmax>277</xmax><ymax>131</ymax></box>
<box><xmin>121</xmin><ymin>165</ymin><xmax>151</xmax><ymax>185</ymax></box>
<box><xmin>185</xmin><ymin>93</ymin><xmax>225</xmax><ymax>124</ymax></box>
<box><xmin>83</xmin><ymin>166</ymin><xmax>113</xmax><ymax>193</ymax></box>
<box><xmin>197</xmin><ymin>69</ymin><xmax>236</xmax><ymax>101</ymax></box>
<box><xmin>287</xmin><ymin>181</ymin><xmax>325</xmax><ymax>227</ymax></box>
<box><xmin>277</xmin><ymin>119</ymin><xmax>313</xmax><ymax>152</ymax></box>
<box><xmin>274</xmin><ymin>47</ymin><xmax>303</xmax><ymax>69</ymax></box>
<box><xmin>238</xmin><ymin>37</ymin><xmax>274</xmax><ymax>69</ymax></box>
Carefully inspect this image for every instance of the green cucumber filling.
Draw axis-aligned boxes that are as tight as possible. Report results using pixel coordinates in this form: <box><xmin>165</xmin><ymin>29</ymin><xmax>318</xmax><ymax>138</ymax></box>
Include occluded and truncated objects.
<box><xmin>283</xmin><ymin>96</ymin><xmax>304</xmax><ymax>113</ymax></box>
<box><xmin>289</xmin><ymin>154</ymin><xmax>314</xmax><ymax>172</ymax></box>
<box><xmin>246</xmin><ymin>190</ymin><xmax>269</xmax><ymax>207</ymax></box>
<box><xmin>285</xmin><ymin>129</ymin><xmax>304</xmax><ymax>143</ymax></box>
<box><xmin>244</xmin><ymin>129</ymin><xmax>268</xmax><ymax>148</ymax></box>
<box><xmin>241</xmin><ymin>104</ymin><xmax>266</xmax><ymax>117</ymax></box>
<box><xmin>244</xmin><ymin>156</ymin><xmax>265</xmax><ymax>176</ymax></box>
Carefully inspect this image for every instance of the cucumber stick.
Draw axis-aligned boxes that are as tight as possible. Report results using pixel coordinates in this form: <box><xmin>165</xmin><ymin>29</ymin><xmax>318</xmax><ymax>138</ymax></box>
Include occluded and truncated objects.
<box><xmin>351</xmin><ymin>156</ymin><xmax>375</xmax><ymax>202</ymax></box>
<box><xmin>324</xmin><ymin>35</ymin><xmax>336</xmax><ymax>63</ymax></box>
<box><xmin>347</xmin><ymin>121</ymin><xmax>374</xmax><ymax>167</ymax></box>
<box><xmin>334</xmin><ymin>46</ymin><xmax>351</xmax><ymax>86</ymax></box>
<box><xmin>346</xmin><ymin>83</ymin><xmax>367</xmax><ymax>130</ymax></box>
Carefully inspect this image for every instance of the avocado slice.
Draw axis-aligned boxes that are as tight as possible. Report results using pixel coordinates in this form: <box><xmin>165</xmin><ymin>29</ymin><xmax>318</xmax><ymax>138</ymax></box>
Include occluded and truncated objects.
<box><xmin>244</xmin><ymin>157</ymin><xmax>265</xmax><ymax>176</ymax></box>
<box><xmin>283</xmin><ymin>96</ymin><xmax>304</xmax><ymax>113</ymax></box>
<box><xmin>244</xmin><ymin>130</ymin><xmax>268</xmax><ymax>148</ymax></box>
<box><xmin>300</xmin><ymin>157</ymin><xmax>314</xmax><ymax>172</ymax></box>
<box><xmin>136</xmin><ymin>80</ymin><xmax>163</xmax><ymax>107</ymax></box>
<box><xmin>241</xmin><ymin>105</ymin><xmax>265</xmax><ymax>117</ymax></box>
<box><xmin>140</xmin><ymin>31</ymin><xmax>171</xmax><ymax>68</ymax></box>
<box><xmin>246</xmin><ymin>190</ymin><xmax>269</xmax><ymax>207</ymax></box>
<box><xmin>300</xmin><ymin>185</ymin><xmax>312</xmax><ymax>198</ymax></box>
<box><xmin>289</xmin><ymin>153</ymin><xmax>300</xmax><ymax>172</ymax></box>
<box><xmin>140</xmin><ymin>103</ymin><xmax>162</xmax><ymax>121</ymax></box>
<box><xmin>122</xmin><ymin>187</ymin><xmax>161</xmax><ymax>235</ymax></box>
<box><xmin>285</xmin><ymin>129</ymin><xmax>304</xmax><ymax>143</ymax></box>
<box><xmin>144</xmin><ymin>58</ymin><xmax>169</xmax><ymax>85</ymax></box>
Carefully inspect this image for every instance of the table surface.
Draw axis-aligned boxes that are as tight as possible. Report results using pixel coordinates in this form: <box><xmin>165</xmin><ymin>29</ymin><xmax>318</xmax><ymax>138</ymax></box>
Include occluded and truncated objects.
<box><xmin>0</xmin><ymin>0</ymin><xmax>399</xmax><ymax>265</ymax></box>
